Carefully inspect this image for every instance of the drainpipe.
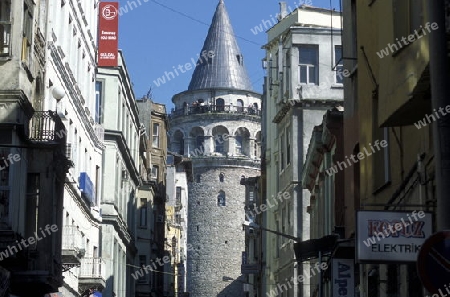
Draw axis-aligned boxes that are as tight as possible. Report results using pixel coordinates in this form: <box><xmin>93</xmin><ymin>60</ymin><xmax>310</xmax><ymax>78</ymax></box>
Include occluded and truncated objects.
<box><xmin>427</xmin><ymin>0</ymin><xmax>450</xmax><ymax>230</ymax></box>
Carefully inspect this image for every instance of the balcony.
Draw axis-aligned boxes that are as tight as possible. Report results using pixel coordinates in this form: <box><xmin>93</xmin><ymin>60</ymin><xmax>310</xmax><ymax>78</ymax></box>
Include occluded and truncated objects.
<box><xmin>170</xmin><ymin>105</ymin><xmax>262</xmax><ymax>119</ymax></box>
<box><xmin>79</xmin><ymin>257</ymin><xmax>106</xmax><ymax>291</ymax></box>
<box><xmin>61</xmin><ymin>226</ymin><xmax>83</xmax><ymax>270</ymax></box>
<box><xmin>79</xmin><ymin>172</ymin><xmax>95</xmax><ymax>206</ymax></box>
<box><xmin>29</xmin><ymin>111</ymin><xmax>66</xmax><ymax>144</ymax></box>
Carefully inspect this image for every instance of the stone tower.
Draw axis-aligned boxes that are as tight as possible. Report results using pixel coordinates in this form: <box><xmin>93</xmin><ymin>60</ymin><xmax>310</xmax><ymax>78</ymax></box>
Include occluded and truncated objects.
<box><xmin>168</xmin><ymin>1</ymin><xmax>261</xmax><ymax>296</ymax></box>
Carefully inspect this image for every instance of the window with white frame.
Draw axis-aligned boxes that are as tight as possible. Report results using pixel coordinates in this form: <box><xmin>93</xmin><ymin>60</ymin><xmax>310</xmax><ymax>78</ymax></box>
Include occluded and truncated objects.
<box><xmin>0</xmin><ymin>0</ymin><xmax>11</xmax><ymax>56</ymax></box>
<box><xmin>152</xmin><ymin>123</ymin><xmax>160</xmax><ymax>148</ymax></box>
<box><xmin>95</xmin><ymin>81</ymin><xmax>103</xmax><ymax>124</ymax></box>
<box><xmin>151</xmin><ymin>165</ymin><xmax>159</xmax><ymax>181</ymax></box>
<box><xmin>335</xmin><ymin>46</ymin><xmax>344</xmax><ymax>84</ymax></box>
<box><xmin>299</xmin><ymin>46</ymin><xmax>318</xmax><ymax>85</ymax></box>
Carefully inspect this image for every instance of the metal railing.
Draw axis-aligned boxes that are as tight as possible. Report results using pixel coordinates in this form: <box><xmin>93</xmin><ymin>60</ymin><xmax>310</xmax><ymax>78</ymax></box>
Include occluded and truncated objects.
<box><xmin>29</xmin><ymin>111</ymin><xmax>65</xmax><ymax>142</ymax></box>
<box><xmin>79</xmin><ymin>257</ymin><xmax>105</xmax><ymax>279</ymax></box>
<box><xmin>170</xmin><ymin>105</ymin><xmax>262</xmax><ymax>118</ymax></box>
<box><xmin>62</xmin><ymin>225</ymin><xmax>82</xmax><ymax>250</ymax></box>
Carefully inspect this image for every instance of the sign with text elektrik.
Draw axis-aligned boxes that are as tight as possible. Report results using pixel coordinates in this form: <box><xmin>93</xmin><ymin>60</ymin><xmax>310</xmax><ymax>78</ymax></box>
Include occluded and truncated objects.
<box><xmin>356</xmin><ymin>210</ymin><xmax>433</xmax><ymax>262</ymax></box>
<box><xmin>98</xmin><ymin>2</ymin><xmax>119</xmax><ymax>67</ymax></box>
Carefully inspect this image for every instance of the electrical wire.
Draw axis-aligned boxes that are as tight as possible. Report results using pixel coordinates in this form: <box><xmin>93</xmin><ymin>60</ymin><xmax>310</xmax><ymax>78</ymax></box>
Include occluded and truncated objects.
<box><xmin>147</xmin><ymin>0</ymin><xmax>261</xmax><ymax>47</ymax></box>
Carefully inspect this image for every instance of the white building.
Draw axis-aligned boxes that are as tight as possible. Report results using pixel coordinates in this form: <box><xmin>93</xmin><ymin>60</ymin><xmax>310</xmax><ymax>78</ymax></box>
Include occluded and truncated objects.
<box><xmin>262</xmin><ymin>4</ymin><xmax>343</xmax><ymax>297</ymax></box>
<box><xmin>97</xmin><ymin>50</ymin><xmax>141</xmax><ymax>297</ymax></box>
<box><xmin>43</xmin><ymin>1</ymin><xmax>104</xmax><ymax>296</ymax></box>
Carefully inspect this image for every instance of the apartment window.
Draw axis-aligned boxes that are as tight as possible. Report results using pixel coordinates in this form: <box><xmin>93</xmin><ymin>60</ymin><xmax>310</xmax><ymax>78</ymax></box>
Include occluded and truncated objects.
<box><xmin>22</xmin><ymin>2</ymin><xmax>33</xmax><ymax>63</ymax></box>
<box><xmin>217</xmin><ymin>191</ymin><xmax>226</xmax><ymax>206</ymax></box>
<box><xmin>151</xmin><ymin>165</ymin><xmax>159</xmax><ymax>181</ymax></box>
<box><xmin>286</xmin><ymin>129</ymin><xmax>291</xmax><ymax>165</ymax></box>
<box><xmin>393</xmin><ymin>0</ymin><xmax>423</xmax><ymax>41</ymax></box>
<box><xmin>284</xmin><ymin>51</ymin><xmax>291</xmax><ymax>97</ymax></box>
<box><xmin>139</xmin><ymin>199</ymin><xmax>147</xmax><ymax>227</ymax></box>
<box><xmin>176</xmin><ymin>187</ymin><xmax>181</xmax><ymax>206</ymax></box>
<box><xmin>280</xmin><ymin>133</ymin><xmax>285</xmax><ymax>170</ymax></box>
<box><xmin>95</xmin><ymin>81</ymin><xmax>103</xmax><ymax>123</ymax></box>
<box><xmin>0</xmin><ymin>0</ymin><xmax>11</xmax><ymax>56</ymax></box>
<box><xmin>139</xmin><ymin>255</ymin><xmax>148</xmax><ymax>283</ymax></box>
<box><xmin>299</xmin><ymin>46</ymin><xmax>318</xmax><ymax>84</ymax></box>
<box><xmin>152</xmin><ymin>123</ymin><xmax>160</xmax><ymax>148</ymax></box>
<box><xmin>335</xmin><ymin>46</ymin><xmax>344</xmax><ymax>84</ymax></box>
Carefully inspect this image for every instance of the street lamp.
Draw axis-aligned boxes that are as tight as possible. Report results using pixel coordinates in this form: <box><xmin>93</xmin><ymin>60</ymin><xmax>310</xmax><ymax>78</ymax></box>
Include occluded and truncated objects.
<box><xmin>242</xmin><ymin>221</ymin><xmax>300</xmax><ymax>242</ymax></box>
<box><xmin>242</xmin><ymin>221</ymin><xmax>337</xmax><ymax>297</ymax></box>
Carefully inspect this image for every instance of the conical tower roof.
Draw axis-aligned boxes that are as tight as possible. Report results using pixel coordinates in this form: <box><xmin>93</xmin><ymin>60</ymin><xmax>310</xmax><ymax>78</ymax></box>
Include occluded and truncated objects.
<box><xmin>187</xmin><ymin>0</ymin><xmax>253</xmax><ymax>91</ymax></box>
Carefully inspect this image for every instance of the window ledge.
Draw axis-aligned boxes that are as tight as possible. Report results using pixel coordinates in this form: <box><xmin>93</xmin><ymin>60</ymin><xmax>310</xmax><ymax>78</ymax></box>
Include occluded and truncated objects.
<box><xmin>331</xmin><ymin>84</ymin><xmax>344</xmax><ymax>89</ymax></box>
<box><xmin>0</xmin><ymin>56</ymin><xmax>12</xmax><ymax>62</ymax></box>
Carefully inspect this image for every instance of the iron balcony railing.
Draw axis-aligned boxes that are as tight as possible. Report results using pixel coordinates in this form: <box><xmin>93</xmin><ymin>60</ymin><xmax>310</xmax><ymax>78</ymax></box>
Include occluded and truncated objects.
<box><xmin>170</xmin><ymin>105</ymin><xmax>262</xmax><ymax>118</ymax></box>
<box><xmin>79</xmin><ymin>257</ymin><xmax>105</xmax><ymax>279</ymax></box>
<box><xmin>62</xmin><ymin>225</ymin><xmax>82</xmax><ymax>250</ymax></box>
<box><xmin>29</xmin><ymin>111</ymin><xmax>66</xmax><ymax>143</ymax></box>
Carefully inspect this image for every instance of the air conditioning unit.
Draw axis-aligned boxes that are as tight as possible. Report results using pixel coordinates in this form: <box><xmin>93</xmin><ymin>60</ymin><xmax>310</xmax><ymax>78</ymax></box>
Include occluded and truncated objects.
<box><xmin>65</xmin><ymin>143</ymin><xmax>72</xmax><ymax>159</ymax></box>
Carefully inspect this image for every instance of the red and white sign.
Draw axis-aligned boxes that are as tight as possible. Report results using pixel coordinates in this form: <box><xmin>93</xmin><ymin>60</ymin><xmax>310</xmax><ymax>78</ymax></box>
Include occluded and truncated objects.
<box><xmin>356</xmin><ymin>210</ymin><xmax>433</xmax><ymax>262</ymax></box>
<box><xmin>98</xmin><ymin>2</ymin><xmax>119</xmax><ymax>67</ymax></box>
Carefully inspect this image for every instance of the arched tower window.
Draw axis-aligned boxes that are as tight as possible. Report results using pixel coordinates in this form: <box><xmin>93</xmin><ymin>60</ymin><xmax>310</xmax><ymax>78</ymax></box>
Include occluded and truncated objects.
<box><xmin>236</xmin><ymin>99</ymin><xmax>244</xmax><ymax>112</ymax></box>
<box><xmin>219</xmin><ymin>173</ymin><xmax>224</xmax><ymax>182</ymax></box>
<box><xmin>235</xmin><ymin>127</ymin><xmax>250</xmax><ymax>156</ymax></box>
<box><xmin>212</xmin><ymin>125</ymin><xmax>229</xmax><ymax>154</ymax></box>
<box><xmin>216</xmin><ymin>98</ymin><xmax>225</xmax><ymax>112</ymax></box>
<box><xmin>255</xmin><ymin>131</ymin><xmax>262</xmax><ymax>158</ymax></box>
<box><xmin>217</xmin><ymin>191</ymin><xmax>226</xmax><ymax>206</ymax></box>
<box><xmin>172</xmin><ymin>130</ymin><xmax>184</xmax><ymax>155</ymax></box>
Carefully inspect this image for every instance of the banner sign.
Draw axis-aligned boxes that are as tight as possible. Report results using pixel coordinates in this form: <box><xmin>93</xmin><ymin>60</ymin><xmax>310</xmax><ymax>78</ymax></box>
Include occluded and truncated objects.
<box><xmin>98</xmin><ymin>2</ymin><xmax>119</xmax><ymax>67</ymax></box>
<box><xmin>332</xmin><ymin>258</ymin><xmax>354</xmax><ymax>297</ymax></box>
<box><xmin>356</xmin><ymin>210</ymin><xmax>433</xmax><ymax>262</ymax></box>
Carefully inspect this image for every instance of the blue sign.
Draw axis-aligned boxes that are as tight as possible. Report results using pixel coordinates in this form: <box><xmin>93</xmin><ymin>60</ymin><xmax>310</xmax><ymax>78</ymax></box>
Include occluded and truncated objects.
<box><xmin>92</xmin><ymin>292</ymin><xmax>102</xmax><ymax>297</ymax></box>
<box><xmin>417</xmin><ymin>230</ymin><xmax>450</xmax><ymax>294</ymax></box>
<box><xmin>79</xmin><ymin>172</ymin><xmax>95</xmax><ymax>203</ymax></box>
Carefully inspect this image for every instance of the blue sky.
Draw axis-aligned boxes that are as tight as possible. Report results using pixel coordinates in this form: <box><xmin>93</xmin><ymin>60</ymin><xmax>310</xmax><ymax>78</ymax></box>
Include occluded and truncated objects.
<box><xmin>117</xmin><ymin>0</ymin><xmax>340</xmax><ymax>109</ymax></box>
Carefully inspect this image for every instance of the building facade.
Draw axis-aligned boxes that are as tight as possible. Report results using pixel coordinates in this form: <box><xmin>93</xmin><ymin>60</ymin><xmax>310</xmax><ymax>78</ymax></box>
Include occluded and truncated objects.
<box><xmin>0</xmin><ymin>0</ymin><xmax>71</xmax><ymax>295</ymax></box>
<box><xmin>136</xmin><ymin>97</ymin><xmax>169</xmax><ymax>296</ymax></box>
<box><xmin>341</xmin><ymin>0</ymin><xmax>448</xmax><ymax>295</ymax></box>
<box><xmin>165</xmin><ymin>153</ymin><xmax>191</xmax><ymax>297</ymax></box>
<box><xmin>168</xmin><ymin>1</ymin><xmax>261</xmax><ymax>296</ymax></box>
<box><xmin>301</xmin><ymin>107</ymin><xmax>345</xmax><ymax>296</ymax></box>
<box><xmin>262</xmin><ymin>4</ymin><xmax>342</xmax><ymax>297</ymax></box>
<box><xmin>97</xmin><ymin>51</ymin><xmax>141</xmax><ymax>297</ymax></box>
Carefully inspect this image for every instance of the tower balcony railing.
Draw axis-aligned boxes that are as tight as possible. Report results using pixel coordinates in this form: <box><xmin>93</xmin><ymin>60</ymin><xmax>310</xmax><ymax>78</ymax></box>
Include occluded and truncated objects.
<box><xmin>170</xmin><ymin>105</ymin><xmax>262</xmax><ymax>119</ymax></box>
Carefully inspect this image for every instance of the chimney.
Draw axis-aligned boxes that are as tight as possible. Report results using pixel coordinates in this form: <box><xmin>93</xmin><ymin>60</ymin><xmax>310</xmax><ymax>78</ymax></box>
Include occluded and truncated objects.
<box><xmin>279</xmin><ymin>2</ymin><xmax>288</xmax><ymax>20</ymax></box>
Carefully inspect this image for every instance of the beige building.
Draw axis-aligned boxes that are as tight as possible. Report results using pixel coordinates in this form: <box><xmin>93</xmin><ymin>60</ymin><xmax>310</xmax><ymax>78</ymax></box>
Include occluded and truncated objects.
<box><xmin>136</xmin><ymin>97</ymin><xmax>169</xmax><ymax>296</ymax></box>
<box><xmin>341</xmin><ymin>0</ymin><xmax>446</xmax><ymax>295</ymax></box>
